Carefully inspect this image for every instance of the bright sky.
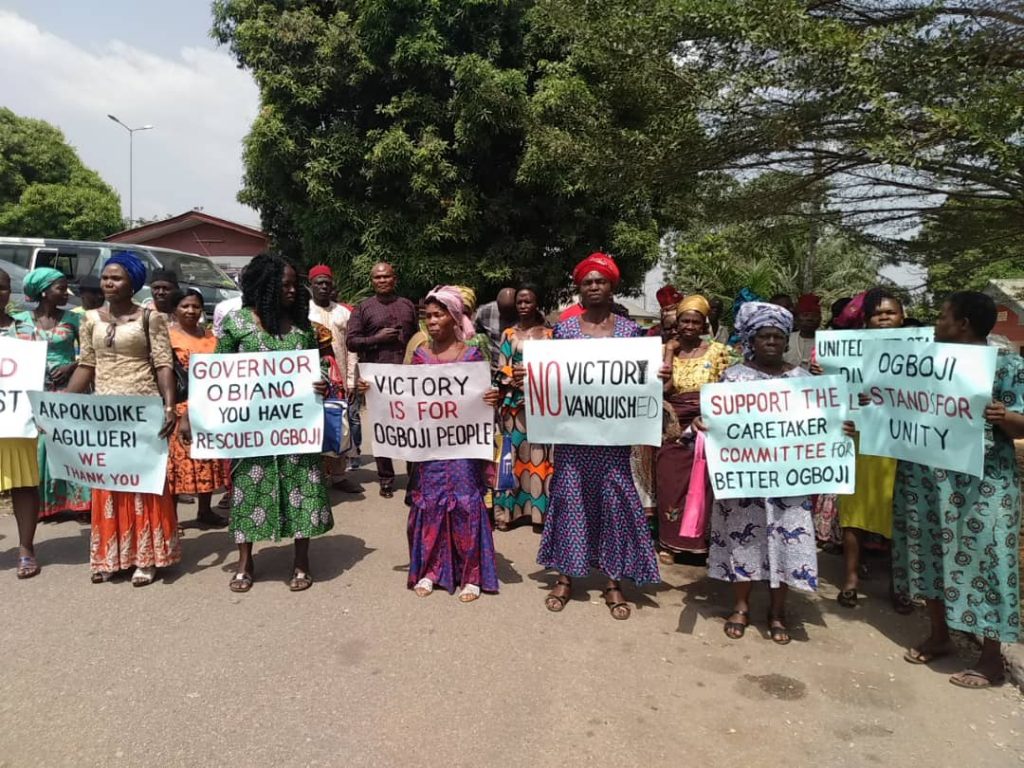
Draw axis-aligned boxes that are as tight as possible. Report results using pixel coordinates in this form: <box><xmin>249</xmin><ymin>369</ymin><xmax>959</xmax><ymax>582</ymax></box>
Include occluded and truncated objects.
<box><xmin>0</xmin><ymin>1</ymin><xmax>260</xmax><ymax>226</ymax></box>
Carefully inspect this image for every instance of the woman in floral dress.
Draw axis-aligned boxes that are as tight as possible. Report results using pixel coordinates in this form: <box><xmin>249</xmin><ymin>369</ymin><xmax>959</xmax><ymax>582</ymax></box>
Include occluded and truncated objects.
<box><xmin>183</xmin><ymin>253</ymin><xmax>332</xmax><ymax>593</ymax></box>
<box><xmin>405</xmin><ymin>286</ymin><xmax>500</xmax><ymax>602</ymax></box>
<box><xmin>539</xmin><ymin>253</ymin><xmax>660</xmax><ymax>620</ymax></box>
<box><xmin>493</xmin><ymin>284</ymin><xmax>552</xmax><ymax>530</ymax></box>
<box><xmin>703</xmin><ymin>302</ymin><xmax>818</xmax><ymax>645</ymax></box>
<box><xmin>23</xmin><ymin>267</ymin><xmax>92</xmax><ymax>520</ymax></box>
<box><xmin>894</xmin><ymin>292</ymin><xmax>1023</xmax><ymax>688</ymax></box>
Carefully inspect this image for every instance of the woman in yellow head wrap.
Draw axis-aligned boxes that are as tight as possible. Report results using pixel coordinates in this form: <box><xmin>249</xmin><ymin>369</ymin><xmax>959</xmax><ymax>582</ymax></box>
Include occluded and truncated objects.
<box><xmin>654</xmin><ymin>294</ymin><xmax>733</xmax><ymax>561</ymax></box>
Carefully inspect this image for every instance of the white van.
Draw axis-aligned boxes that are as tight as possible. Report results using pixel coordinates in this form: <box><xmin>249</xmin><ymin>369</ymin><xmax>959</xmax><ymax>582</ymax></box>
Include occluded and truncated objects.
<box><xmin>0</xmin><ymin>237</ymin><xmax>240</xmax><ymax>315</ymax></box>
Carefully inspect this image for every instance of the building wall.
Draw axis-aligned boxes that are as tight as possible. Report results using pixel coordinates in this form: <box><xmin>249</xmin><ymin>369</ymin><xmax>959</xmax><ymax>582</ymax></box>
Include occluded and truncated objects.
<box><xmin>992</xmin><ymin>303</ymin><xmax>1024</xmax><ymax>352</ymax></box>
<box><xmin>110</xmin><ymin>223</ymin><xmax>266</xmax><ymax>258</ymax></box>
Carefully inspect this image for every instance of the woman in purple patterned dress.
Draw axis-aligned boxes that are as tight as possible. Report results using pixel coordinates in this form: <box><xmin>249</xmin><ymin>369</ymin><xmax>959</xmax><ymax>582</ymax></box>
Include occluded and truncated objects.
<box><xmin>406</xmin><ymin>287</ymin><xmax>500</xmax><ymax>602</ymax></box>
<box><xmin>539</xmin><ymin>254</ymin><xmax>660</xmax><ymax>620</ymax></box>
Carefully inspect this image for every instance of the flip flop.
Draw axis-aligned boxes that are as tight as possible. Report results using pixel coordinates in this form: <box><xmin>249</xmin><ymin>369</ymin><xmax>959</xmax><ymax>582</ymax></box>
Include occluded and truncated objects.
<box><xmin>903</xmin><ymin>645</ymin><xmax>952</xmax><ymax>665</ymax></box>
<box><xmin>949</xmin><ymin>669</ymin><xmax>1005</xmax><ymax>689</ymax></box>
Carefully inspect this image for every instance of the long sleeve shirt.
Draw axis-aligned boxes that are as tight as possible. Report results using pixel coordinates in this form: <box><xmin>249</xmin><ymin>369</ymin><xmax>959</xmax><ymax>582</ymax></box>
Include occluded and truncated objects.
<box><xmin>346</xmin><ymin>294</ymin><xmax>418</xmax><ymax>365</ymax></box>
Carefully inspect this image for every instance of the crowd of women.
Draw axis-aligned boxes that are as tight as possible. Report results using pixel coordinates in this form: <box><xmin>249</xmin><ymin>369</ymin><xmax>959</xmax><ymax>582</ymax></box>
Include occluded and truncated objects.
<box><xmin>0</xmin><ymin>249</ymin><xmax>1019</xmax><ymax>690</ymax></box>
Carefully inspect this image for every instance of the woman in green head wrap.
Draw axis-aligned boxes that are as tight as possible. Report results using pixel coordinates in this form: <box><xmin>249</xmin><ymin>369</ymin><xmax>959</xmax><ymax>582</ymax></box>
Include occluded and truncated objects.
<box><xmin>24</xmin><ymin>267</ymin><xmax>92</xmax><ymax>520</ymax></box>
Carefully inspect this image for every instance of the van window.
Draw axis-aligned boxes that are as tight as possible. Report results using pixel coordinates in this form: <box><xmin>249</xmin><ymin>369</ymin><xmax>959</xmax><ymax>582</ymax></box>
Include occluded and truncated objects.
<box><xmin>0</xmin><ymin>245</ymin><xmax>34</xmax><ymax>268</ymax></box>
<box><xmin>152</xmin><ymin>250</ymin><xmax>236</xmax><ymax>289</ymax></box>
<box><xmin>37</xmin><ymin>247</ymin><xmax>102</xmax><ymax>280</ymax></box>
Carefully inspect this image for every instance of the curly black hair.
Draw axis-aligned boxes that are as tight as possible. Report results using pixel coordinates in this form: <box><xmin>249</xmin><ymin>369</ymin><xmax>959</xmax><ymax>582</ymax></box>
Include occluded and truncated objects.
<box><xmin>241</xmin><ymin>253</ymin><xmax>311</xmax><ymax>337</ymax></box>
<box><xmin>863</xmin><ymin>287</ymin><xmax>902</xmax><ymax>323</ymax></box>
<box><xmin>946</xmin><ymin>291</ymin><xmax>997</xmax><ymax>339</ymax></box>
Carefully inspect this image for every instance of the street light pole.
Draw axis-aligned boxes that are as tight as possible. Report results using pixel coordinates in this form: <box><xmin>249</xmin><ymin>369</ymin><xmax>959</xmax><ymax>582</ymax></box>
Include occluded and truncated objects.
<box><xmin>107</xmin><ymin>115</ymin><xmax>153</xmax><ymax>227</ymax></box>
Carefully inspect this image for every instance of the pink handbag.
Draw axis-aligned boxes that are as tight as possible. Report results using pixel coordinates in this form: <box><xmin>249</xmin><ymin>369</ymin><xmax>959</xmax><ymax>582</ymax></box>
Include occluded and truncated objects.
<box><xmin>679</xmin><ymin>431</ymin><xmax>710</xmax><ymax>539</ymax></box>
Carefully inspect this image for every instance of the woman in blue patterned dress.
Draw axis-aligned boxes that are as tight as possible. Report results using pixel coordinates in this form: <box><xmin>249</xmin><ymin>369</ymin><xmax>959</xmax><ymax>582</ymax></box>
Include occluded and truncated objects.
<box><xmin>181</xmin><ymin>254</ymin><xmax>332</xmax><ymax>593</ymax></box>
<box><xmin>406</xmin><ymin>287</ymin><xmax>500</xmax><ymax>602</ymax></box>
<box><xmin>703</xmin><ymin>302</ymin><xmax>819</xmax><ymax>645</ymax></box>
<box><xmin>539</xmin><ymin>253</ymin><xmax>659</xmax><ymax>620</ymax></box>
<box><xmin>894</xmin><ymin>292</ymin><xmax>1023</xmax><ymax>688</ymax></box>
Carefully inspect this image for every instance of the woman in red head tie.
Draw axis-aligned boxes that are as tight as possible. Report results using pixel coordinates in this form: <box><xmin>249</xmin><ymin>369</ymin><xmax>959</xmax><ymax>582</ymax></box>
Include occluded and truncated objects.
<box><xmin>538</xmin><ymin>253</ymin><xmax>660</xmax><ymax>620</ymax></box>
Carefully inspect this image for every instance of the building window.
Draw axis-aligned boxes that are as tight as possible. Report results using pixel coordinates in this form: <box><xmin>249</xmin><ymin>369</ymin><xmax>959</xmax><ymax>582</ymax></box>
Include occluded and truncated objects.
<box><xmin>997</xmin><ymin>310</ymin><xmax>1008</xmax><ymax>322</ymax></box>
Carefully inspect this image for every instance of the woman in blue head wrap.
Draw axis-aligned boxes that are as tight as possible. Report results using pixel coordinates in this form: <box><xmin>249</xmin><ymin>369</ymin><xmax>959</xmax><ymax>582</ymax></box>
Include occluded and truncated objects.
<box><xmin>696</xmin><ymin>301</ymin><xmax>842</xmax><ymax>645</ymax></box>
<box><xmin>63</xmin><ymin>251</ymin><xmax>181</xmax><ymax>586</ymax></box>
<box><xmin>24</xmin><ymin>267</ymin><xmax>92</xmax><ymax>520</ymax></box>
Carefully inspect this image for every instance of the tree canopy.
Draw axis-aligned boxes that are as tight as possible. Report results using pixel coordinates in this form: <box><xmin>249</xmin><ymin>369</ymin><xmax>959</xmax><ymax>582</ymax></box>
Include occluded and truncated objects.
<box><xmin>214</xmin><ymin>0</ymin><xmax>1024</xmax><ymax>301</ymax></box>
<box><xmin>0</xmin><ymin>108</ymin><xmax>123</xmax><ymax>240</ymax></box>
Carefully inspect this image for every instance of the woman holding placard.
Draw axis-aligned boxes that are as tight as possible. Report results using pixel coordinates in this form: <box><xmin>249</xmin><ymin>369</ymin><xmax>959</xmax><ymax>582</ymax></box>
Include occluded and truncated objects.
<box><xmin>894</xmin><ymin>292</ymin><xmax>1023</xmax><ymax>688</ymax></box>
<box><xmin>167</xmin><ymin>289</ymin><xmax>230</xmax><ymax>528</ymax></box>
<box><xmin>701</xmin><ymin>302</ymin><xmax>816</xmax><ymax>644</ymax></box>
<box><xmin>65</xmin><ymin>252</ymin><xmax>181</xmax><ymax>587</ymax></box>
<box><xmin>23</xmin><ymin>267</ymin><xmax>92</xmax><ymax>521</ymax></box>
<box><xmin>538</xmin><ymin>253</ymin><xmax>659</xmax><ymax>620</ymax></box>
<box><xmin>494</xmin><ymin>283</ymin><xmax>552</xmax><ymax>531</ymax></box>
<box><xmin>0</xmin><ymin>268</ymin><xmax>42</xmax><ymax>578</ymax></box>
<box><xmin>404</xmin><ymin>286</ymin><xmax>500</xmax><ymax>602</ymax></box>
<box><xmin>656</xmin><ymin>294</ymin><xmax>732</xmax><ymax>561</ymax></box>
<box><xmin>183</xmin><ymin>253</ymin><xmax>333</xmax><ymax>593</ymax></box>
<box><xmin>832</xmin><ymin>288</ymin><xmax>908</xmax><ymax>612</ymax></box>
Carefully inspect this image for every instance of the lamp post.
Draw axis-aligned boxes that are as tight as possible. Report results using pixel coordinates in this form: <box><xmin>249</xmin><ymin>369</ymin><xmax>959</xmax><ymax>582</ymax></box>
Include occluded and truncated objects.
<box><xmin>107</xmin><ymin>114</ymin><xmax>153</xmax><ymax>227</ymax></box>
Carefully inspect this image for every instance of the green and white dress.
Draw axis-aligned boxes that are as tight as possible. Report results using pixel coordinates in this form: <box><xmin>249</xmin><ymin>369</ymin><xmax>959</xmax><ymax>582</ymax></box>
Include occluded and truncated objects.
<box><xmin>217</xmin><ymin>308</ymin><xmax>333</xmax><ymax>543</ymax></box>
<box><xmin>892</xmin><ymin>348</ymin><xmax>1023</xmax><ymax>643</ymax></box>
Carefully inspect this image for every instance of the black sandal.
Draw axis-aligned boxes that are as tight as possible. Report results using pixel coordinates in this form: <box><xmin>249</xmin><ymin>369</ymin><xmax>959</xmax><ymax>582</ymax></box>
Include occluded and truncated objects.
<box><xmin>837</xmin><ymin>589</ymin><xmax>858</xmax><ymax>608</ymax></box>
<box><xmin>724</xmin><ymin>609</ymin><xmax>749</xmax><ymax>639</ymax></box>
<box><xmin>768</xmin><ymin>613</ymin><xmax>791</xmax><ymax>645</ymax></box>
<box><xmin>545</xmin><ymin>576</ymin><xmax>572</xmax><ymax>612</ymax></box>
<box><xmin>601</xmin><ymin>583</ymin><xmax>631</xmax><ymax>621</ymax></box>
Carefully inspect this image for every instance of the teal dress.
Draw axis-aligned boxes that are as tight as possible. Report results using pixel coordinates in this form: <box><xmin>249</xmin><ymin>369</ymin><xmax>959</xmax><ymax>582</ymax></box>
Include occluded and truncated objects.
<box><xmin>216</xmin><ymin>308</ymin><xmax>333</xmax><ymax>543</ymax></box>
<box><xmin>27</xmin><ymin>310</ymin><xmax>92</xmax><ymax>518</ymax></box>
<box><xmin>892</xmin><ymin>348</ymin><xmax>1023</xmax><ymax>643</ymax></box>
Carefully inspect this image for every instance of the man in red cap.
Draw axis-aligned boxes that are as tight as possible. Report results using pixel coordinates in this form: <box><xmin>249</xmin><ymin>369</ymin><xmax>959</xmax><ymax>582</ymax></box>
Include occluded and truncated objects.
<box><xmin>784</xmin><ymin>292</ymin><xmax>822</xmax><ymax>368</ymax></box>
<box><xmin>308</xmin><ymin>264</ymin><xmax>361</xmax><ymax>493</ymax></box>
<box><xmin>646</xmin><ymin>284</ymin><xmax>683</xmax><ymax>340</ymax></box>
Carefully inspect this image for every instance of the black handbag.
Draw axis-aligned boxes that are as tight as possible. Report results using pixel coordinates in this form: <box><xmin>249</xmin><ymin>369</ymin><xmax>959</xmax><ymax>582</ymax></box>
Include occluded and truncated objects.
<box><xmin>142</xmin><ymin>308</ymin><xmax>188</xmax><ymax>402</ymax></box>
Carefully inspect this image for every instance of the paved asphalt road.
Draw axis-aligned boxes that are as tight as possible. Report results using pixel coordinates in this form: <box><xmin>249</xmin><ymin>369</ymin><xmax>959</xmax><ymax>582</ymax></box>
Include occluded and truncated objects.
<box><xmin>0</xmin><ymin>462</ymin><xmax>1021</xmax><ymax>768</ymax></box>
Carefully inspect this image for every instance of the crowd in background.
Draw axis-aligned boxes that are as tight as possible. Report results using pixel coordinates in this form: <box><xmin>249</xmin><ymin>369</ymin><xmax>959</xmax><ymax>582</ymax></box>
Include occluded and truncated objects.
<box><xmin>0</xmin><ymin>250</ymin><xmax>1019</xmax><ymax>689</ymax></box>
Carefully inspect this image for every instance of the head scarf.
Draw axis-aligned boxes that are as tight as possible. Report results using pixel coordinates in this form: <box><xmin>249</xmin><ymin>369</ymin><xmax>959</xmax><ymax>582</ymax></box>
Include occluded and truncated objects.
<box><xmin>425</xmin><ymin>285</ymin><xmax>475</xmax><ymax>341</ymax></box>
<box><xmin>105</xmin><ymin>252</ymin><xmax>147</xmax><ymax>294</ymax></box>
<box><xmin>456</xmin><ymin>285</ymin><xmax>477</xmax><ymax>315</ymax></box>
<box><xmin>308</xmin><ymin>264</ymin><xmax>333</xmax><ymax>281</ymax></box>
<box><xmin>734</xmin><ymin>301</ymin><xmax>793</xmax><ymax>360</ymax></box>
<box><xmin>572</xmin><ymin>252</ymin><xmax>620</xmax><ymax>287</ymax></box>
<box><xmin>676</xmin><ymin>294</ymin><xmax>711</xmax><ymax>318</ymax></box>
<box><xmin>23</xmin><ymin>267</ymin><xmax>65</xmax><ymax>301</ymax></box>
<box><xmin>834</xmin><ymin>291</ymin><xmax>867</xmax><ymax>329</ymax></box>
<box><xmin>656</xmin><ymin>285</ymin><xmax>683</xmax><ymax>309</ymax></box>
<box><xmin>796</xmin><ymin>293</ymin><xmax>821</xmax><ymax>314</ymax></box>
<box><xmin>727</xmin><ymin>287</ymin><xmax>763</xmax><ymax>346</ymax></box>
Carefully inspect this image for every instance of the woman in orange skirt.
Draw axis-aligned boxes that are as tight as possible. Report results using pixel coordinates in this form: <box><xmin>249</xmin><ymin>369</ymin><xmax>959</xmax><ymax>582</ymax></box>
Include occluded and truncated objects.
<box><xmin>168</xmin><ymin>289</ymin><xmax>230</xmax><ymax>527</ymax></box>
<box><xmin>65</xmin><ymin>252</ymin><xmax>180</xmax><ymax>586</ymax></box>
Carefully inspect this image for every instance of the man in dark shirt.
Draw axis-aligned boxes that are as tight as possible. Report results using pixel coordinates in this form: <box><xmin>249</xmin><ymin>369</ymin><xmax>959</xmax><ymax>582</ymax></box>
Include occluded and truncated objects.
<box><xmin>346</xmin><ymin>262</ymin><xmax>419</xmax><ymax>498</ymax></box>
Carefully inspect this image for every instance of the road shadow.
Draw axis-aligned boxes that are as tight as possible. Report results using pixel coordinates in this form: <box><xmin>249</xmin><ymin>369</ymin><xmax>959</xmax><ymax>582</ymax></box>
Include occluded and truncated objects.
<box><xmin>162</xmin><ymin>529</ymin><xmax>374</xmax><ymax>585</ymax></box>
<box><xmin>0</xmin><ymin>522</ymin><xmax>91</xmax><ymax>568</ymax></box>
<box><xmin>493</xmin><ymin>550</ymin><xmax>523</xmax><ymax>585</ymax></box>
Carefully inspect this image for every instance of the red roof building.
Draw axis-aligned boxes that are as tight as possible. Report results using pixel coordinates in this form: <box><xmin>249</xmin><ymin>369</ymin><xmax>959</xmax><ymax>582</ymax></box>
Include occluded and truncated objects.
<box><xmin>984</xmin><ymin>279</ymin><xmax>1024</xmax><ymax>354</ymax></box>
<box><xmin>105</xmin><ymin>210</ymin><xmax>266</xmax><ymax>273</ymax></box>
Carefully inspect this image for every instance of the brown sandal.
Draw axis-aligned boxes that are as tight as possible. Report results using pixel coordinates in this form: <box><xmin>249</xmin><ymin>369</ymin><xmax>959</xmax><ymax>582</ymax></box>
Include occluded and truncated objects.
<box><xmin>602</xmin><ymin>583</ymin><xmax>631</xmax><ymax>620</ymax></box>
<box><xmin>545</xmin><ymin>576</ymin><xmax>572</xmax><ymax>612</ymax></box>
<box><xmin>289</xmin><ymin>569</ymin><xmax>313</xmax><ymax>592</ymax></box>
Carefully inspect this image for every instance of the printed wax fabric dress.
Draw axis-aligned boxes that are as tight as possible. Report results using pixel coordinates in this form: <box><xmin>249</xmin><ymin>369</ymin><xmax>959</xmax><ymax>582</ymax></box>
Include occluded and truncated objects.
<box><xmin>537</xmin><ymin>314</ymin><xmax>660</xmax><ymax>585</ymax></box>
<box><xmin>0</xmin><ymin>314</ymin><xmax>40</xmax><ymax>493</ymax></box>
<box><xmin>891</xmin><ymin>349</ymin><xmax>1023</xmax><ymax>643</ymax></box>
<box><xmin>28</xmin><ymin>309</ymin><xmax>91</xmax><ymax>517</ymax></box>
<box><xmin>167</xmin><ymin>327</ymin><xmax>230</xmax><ymax>495</ymax></box>
<box><xmin>494</xmin><ymin>325</ymin><xmax>554</xmax><ymax>526</ymax></box>
<box><xmin>707</xmin><ymin>363</ymin><xmax>818</xmax><ymax>591</ymax></box>
<box><xmin>406</xmin><ymin>345</ymin><xmax>499</xmax><ymax>593</ymax></box>
<box><xmin>216</xmin><ymin>308</ymin><xmax>333</xmax><ymax>543</ymax></box>
<box><xmin>79</xmin><ymin>308</ymin><xmax>181</xmax><ymax>573</ymax></box>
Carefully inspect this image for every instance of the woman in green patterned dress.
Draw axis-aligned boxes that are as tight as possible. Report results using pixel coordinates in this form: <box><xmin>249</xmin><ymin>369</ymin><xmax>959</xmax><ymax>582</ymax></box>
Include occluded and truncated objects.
<box><xmin>23</xmin><ymin>267</ymin><xmax>92</xmax><ymax>520</ymax></box>
<box><xmin>182</xmin><ymin>254</ymin><xmax>332</xmax><ymax>593</ymax></box>
<box><xmin>893</xmin><ymin>291</ymin><xmax>1024</xmax><ymax>688</ymax></box>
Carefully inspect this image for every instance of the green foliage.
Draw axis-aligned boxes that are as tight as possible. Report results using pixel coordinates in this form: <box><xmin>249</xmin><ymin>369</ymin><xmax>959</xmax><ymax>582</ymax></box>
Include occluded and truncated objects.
<box><xmin>0</xmin><ymin>108</ymin><xmax>123</xmax><ymax>239</ymax></box>
<box><xmin>212</xmin><ymin>0</ymin><xmax>686</xmax><ymax>300</ymax></box>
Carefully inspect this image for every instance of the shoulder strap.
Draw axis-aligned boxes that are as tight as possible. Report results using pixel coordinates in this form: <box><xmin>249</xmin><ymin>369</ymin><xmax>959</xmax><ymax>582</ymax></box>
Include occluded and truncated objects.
<box><xmin>142</xmin><ymin>307</ymin><xmax>152</xmax><ymax>356</ymax></box>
